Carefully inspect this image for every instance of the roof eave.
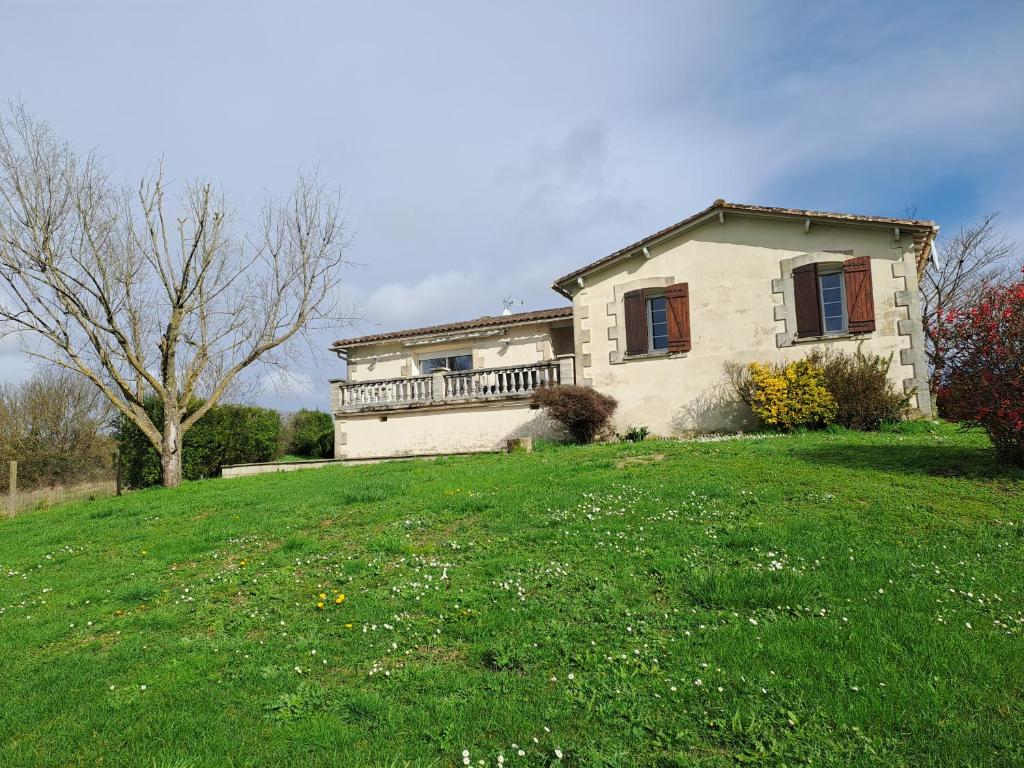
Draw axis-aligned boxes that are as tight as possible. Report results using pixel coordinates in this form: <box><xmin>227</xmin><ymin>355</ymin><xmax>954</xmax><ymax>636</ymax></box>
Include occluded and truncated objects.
<box><xmin>329</xmin><ymin>307</ymin><xmax>573</xmax><ymax>353</ymax></box>
<box><xmin>551</xmin><ymin>282</ymin><xmax>573</xmax><ymax>300</ymax></box>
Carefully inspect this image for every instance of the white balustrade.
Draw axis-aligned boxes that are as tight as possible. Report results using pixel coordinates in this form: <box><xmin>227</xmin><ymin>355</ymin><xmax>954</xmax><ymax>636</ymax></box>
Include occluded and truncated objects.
<box><xmin>335</xmin><ymin>362</ymin><xmax>562</xmax><ymax>412</ymax></box>
<box><xmin>444</xmin><ymin>362</ymin><xmax>559</xmax><ymax>399</ymax></box>
<box><xmin>337</xmin><ymin>375</ymin><xmax>433</xmax><ymax>410</ymax></box>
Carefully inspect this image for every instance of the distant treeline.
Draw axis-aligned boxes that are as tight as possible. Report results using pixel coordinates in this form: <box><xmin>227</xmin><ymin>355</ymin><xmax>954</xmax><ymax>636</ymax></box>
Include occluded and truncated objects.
<box><xmin>0</xmin><ymin>369</ymin><xmax>114</xmax><ymax>493</ymax></box>
<box><xmin>1</xmin><ymin>368</ymin><xmax>334</xmax><ymax>492</ymax></box>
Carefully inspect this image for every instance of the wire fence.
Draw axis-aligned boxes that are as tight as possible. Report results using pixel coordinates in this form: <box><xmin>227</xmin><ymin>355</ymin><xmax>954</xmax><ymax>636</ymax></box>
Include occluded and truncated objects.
<box><xmin>4</xmin><ymin>455</ymin><xmax>121</xmax><ymax>517</ymax></box>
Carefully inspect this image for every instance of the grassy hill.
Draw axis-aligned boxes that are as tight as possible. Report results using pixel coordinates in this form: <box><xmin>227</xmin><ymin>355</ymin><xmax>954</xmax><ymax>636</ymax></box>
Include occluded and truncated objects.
<box><xmin>1</xmin><ymin>425</ymin><xmax>1022</xmax><ymax>767</ymax></box>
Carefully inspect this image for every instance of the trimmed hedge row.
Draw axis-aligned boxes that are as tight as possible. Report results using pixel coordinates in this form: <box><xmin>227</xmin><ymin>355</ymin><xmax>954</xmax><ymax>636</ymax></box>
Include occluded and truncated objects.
<box><xmin>117</xmin><ymin>400</ymin><xmax>282</xmax><ymax>489</ymax></box>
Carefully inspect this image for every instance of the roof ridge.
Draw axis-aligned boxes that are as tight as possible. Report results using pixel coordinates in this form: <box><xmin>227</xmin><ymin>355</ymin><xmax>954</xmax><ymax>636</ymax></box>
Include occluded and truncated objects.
<box><xmin>331</xmin><ymin>305</ymin><xmax>573</xmax><ymax>350</ymax></box>
<box><xmin>551</xmin><ymin>199</ymin><xmax>938</xmax><ymax>293</ymax></box>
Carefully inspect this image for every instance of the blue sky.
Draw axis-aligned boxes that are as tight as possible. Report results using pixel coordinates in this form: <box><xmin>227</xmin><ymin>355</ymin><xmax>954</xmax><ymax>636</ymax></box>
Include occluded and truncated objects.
<box><xmin>1</xmin><ymin>1</ymin><xmax>1022</xmax><ymax>409</ymax></box>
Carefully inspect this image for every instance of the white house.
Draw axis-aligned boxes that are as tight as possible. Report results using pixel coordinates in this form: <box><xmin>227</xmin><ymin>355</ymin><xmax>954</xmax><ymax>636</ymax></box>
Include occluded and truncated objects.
<box><xmin>330</xmin><ymin>200</ymin><xmax>937</xmax><ymax>459</ymax></box>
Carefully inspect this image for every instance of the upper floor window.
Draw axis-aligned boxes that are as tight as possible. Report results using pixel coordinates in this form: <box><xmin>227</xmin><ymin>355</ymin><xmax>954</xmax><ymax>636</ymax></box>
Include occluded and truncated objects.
<box><xmin>792</xmin><ymin>258</ymin><xmax>875</xmax><ymax>339</ymax></box>
<box><xmin>647</xmin><ymin>294</ymin><xmax>669</xmax><ymax>351</ymax></box>
<box><xmin>420</xmin><ymin>353</ymin><xmax>472</xmax><ymax>374</ymax></box>
<box><xmin>623</xmin><ymin>283</ymin><xmax>691</xmax><ymax>357</ymax></box>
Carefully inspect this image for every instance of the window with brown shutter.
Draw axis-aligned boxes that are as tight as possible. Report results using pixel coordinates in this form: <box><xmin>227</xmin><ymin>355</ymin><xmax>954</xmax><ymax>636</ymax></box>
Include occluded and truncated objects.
<box><xmin>793</xmin><ymin>263</ymin><xmax>822</xmax><ymax>338</ymax></box>
<box><xmin>623</xmin><ymin>289</ymin><xmax>648</xmax><ymax>355</ymax></box>
<box><xmin>666</xmin><ymin>282</ymin><xmax>691</xmax><ymax>352</ymax></box>
<box><xmin>843</xmin><ymin>256</ymin><xmax>875</xmax><ymax>333</ymax></box>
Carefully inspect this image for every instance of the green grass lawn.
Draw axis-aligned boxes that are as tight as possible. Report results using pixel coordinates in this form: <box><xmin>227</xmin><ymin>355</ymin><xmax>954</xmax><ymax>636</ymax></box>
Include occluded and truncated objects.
<box><xmin>1</xmin><ymin>424</ymin><xmax>1022</xmax><ymax>767</ymax></box>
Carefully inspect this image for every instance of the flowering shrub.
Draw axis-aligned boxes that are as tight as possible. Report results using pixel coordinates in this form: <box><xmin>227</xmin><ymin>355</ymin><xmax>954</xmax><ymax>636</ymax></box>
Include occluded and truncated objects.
<box><xmin>746</xmin><ymin>360</ymin><xmax>836</xmax><ymax>431</ymax></box>
<box><xmin>936</xmin><ymin>278</ymin><xmax>1024</xmax><ymax>466</ymax></box>
<box><xmin>533</xmin><ymin>384</ymin><xmax>618</xmax><ymax>444</ymax></box>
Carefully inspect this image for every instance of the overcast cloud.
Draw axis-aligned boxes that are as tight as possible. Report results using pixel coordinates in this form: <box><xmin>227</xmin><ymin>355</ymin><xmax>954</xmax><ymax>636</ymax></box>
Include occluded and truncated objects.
<box><xmin>1</xmin><ymin>1</ymin><xmax>1022</xmax><ymax>410</ymax></box>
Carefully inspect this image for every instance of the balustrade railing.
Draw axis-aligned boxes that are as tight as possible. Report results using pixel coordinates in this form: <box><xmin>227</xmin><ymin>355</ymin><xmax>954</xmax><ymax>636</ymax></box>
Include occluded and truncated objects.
<box><xmin>335</xmin><ymin>360</ymin><xmax>566</xmax><ymax>412</ymax></box>
<box><xmin>337</xmin><ymin>375</ymin><xmax>433</xmax><ymax>410</ymax></box>
<box><xmin>443</xmin><ymin>362</ymin><xmax>559</xmax><ymax>399</ymax></box>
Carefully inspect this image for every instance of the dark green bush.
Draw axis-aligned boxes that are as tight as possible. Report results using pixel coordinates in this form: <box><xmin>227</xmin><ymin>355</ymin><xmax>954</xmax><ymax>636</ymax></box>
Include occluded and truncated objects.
<box><xmin>807</xmin><ymin>346</ymin><xmax>911</xmax><ymax>430</ymax></box>
<box><xmin>619</xmin><ymin>425</ymin><xmax>650</xmax><ymax>442</ymax></box>
<box><xmin>117</xmin><ymin>399</ymin><xmax>281</xmax><ymax>488</ymax></box>
<box><xmin>285</xmin><ymin>409</ymin><xmax>334</xmax><ymax>458</ymax></box>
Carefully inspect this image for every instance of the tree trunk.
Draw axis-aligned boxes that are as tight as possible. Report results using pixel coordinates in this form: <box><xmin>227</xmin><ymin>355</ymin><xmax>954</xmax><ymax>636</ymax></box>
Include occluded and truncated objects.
<box><xmin>161</xmin><ymin>410</ymin><xmax>183</xmax><ymax>488</ymax></box>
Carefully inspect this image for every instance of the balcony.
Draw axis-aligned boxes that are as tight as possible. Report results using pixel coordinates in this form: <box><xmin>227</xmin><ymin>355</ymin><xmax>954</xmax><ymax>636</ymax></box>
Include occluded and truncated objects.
<box><xmin>333</xmin><ymin>358</ymin><xmax>574</xmax><ymax>414</ymax></box>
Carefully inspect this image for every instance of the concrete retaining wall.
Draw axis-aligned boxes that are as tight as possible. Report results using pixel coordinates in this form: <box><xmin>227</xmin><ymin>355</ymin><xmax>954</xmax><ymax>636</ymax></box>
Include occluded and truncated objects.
<box><xmin>222</xmin><ymin>458</ymin><xmax>344</xmax><ymax>478</ymax></box>
<box><xmin>221</xmin><ymin>449</ymin><xmax>507</xmax><ymax>479</ymax></box>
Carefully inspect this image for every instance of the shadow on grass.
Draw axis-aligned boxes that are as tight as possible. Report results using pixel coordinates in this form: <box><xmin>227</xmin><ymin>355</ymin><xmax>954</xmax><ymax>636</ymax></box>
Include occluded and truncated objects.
<box><xmin>794</xmin><ymin>442</ymin><xmax>1024</xmax><ymax>483</ymax></box>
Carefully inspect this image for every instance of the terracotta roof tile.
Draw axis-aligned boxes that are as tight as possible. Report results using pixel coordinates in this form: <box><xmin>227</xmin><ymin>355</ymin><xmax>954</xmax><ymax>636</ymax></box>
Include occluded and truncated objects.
<box><xmin>331</xmin><ymin>306</ymin><xmax>573</xmax><ymax>351</ymax></box>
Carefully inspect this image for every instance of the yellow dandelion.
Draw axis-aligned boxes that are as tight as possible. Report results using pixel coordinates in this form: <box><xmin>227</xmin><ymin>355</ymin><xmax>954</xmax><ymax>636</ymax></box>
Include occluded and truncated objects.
<box><xmin>345</xmin><ymin>623</ymin><xmax>353</xmax><ymax>629</ymax></box>
<box><xmin>316</xmin><ymin>602</ymin><xmax>325</xmax><ymax>610</ymax></box>
<box><xmin>319</xmin><ymin>593</ymin><xmax>327</xmax><ymax>600</ymax></box>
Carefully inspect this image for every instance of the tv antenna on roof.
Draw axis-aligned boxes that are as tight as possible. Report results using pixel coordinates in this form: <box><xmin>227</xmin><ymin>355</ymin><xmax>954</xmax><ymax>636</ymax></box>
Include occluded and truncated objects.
<box><xmin>501</xmin><ymin>297</ymin><xmax>524</xmax><ymax>316</ymax></box>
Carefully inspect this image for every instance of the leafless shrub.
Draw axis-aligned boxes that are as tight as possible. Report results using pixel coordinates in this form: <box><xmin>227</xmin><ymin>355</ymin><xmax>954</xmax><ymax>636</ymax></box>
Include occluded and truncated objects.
<box><xmin>807</xmin><ymin>346</ymin><xmax>911</xmax><ymax>430</ymax></box>
<box><xmin>532</xmin><ymin>384</ymin><xmax>617</xmax><ymax>444</ymax></box>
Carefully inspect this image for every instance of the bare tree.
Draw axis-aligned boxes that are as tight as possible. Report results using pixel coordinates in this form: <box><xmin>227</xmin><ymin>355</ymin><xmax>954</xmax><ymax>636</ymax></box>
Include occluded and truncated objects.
<box><xmin>0</xmin><ymin>106</ymin><xmax>351</xmax><ymax>487</ymax></box>
<box><xmin>921</xmin><ymin>213</ymin><xmax>1020</xmax><ymax>397</ymax></box>
<box><xmin>0</xmin><ymin>367</ymin><xmax>114</xmax><ymax>490</ymax></box>
<box><xmin>0</xmin><ymin>366</ymin><xmax>111</xmax><ymax>451</ymax></box>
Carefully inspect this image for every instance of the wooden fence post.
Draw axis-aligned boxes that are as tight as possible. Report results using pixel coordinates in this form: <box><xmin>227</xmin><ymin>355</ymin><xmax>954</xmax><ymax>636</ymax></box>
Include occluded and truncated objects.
<box><xmin>114</xmin><ymin>451</ymin><xmax>122</xmax><ymax>497</ymax></box>
<box><xmin>7</xmin><ymin>460</ymin><xmax>16</xmax><ymax>517</ymax></box>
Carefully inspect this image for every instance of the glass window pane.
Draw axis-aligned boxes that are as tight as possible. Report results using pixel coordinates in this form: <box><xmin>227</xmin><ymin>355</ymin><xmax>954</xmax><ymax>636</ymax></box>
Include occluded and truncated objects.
<box><xmin>820</xmin><ymin>273</ymin><xmax>841</xmax><ymax>290</ymax></box>
<box><xmin>824</xmin><ymin>314</ymin><xmax>844</xmax><ymax>332</ymax></box>
<box><xmin>818</xmin><ymin>272</ymin><xmax>845</xmax><ymax>333</ymax></box>
<box><xmin>421</xmin><ymin>355</ymin><xmax>473</xmax><ymax>373</ymax></box>
<box><xmin>821</xmin><ymin>288</ymin><xmax>842</xmax><ymax>302</ymax></box>
<box><xmin>648</xmin><ymin>296</ymin><xmax>668</xmax><ymax>351</ymax></box>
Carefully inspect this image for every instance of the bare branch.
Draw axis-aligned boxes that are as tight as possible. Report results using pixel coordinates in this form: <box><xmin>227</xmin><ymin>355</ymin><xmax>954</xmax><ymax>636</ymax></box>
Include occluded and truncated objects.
<box><xmin>0</xmin><ymin>105</ymin><xmax>354</xmax><ymax>487</ymax></box>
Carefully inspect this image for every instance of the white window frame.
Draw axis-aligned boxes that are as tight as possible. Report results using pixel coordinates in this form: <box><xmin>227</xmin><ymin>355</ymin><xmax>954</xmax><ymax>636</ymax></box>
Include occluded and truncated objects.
<box><xmin>818</xmin><ymin>268</ymin><xmax>847</xmax><ymax>335</ymax></box>
<box><xmin>646</xmin><ymin>292</ymin><xmax>669</xmax><ymax>352</ymax></box>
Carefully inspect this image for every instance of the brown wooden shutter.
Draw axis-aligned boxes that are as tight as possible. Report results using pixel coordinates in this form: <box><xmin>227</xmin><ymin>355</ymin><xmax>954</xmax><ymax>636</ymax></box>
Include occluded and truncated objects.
<box><xmin>666</xmin><ymin>282</ymin><xmax>691</xmax><ymax>352</ymax></box>
<box><xmin>793</xmin><ymin>262</ymin><xmax>822</xmax><ymax>338</ymax></box>
<box><xmin>623</xmin><ymin>289</ymin><xmax>648</xmax><ymax>355</ymax></box>
<box><xmin>843</xmin><ymin>256</ymin><xmax>875</xmax><ymax>333</ymax></box>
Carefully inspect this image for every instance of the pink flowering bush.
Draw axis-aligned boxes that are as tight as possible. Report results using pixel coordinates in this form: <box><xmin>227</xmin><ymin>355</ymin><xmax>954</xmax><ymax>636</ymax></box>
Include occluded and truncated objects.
<box><xmin>936</xmin><ymin>276</ymin><xmax>1024</xmax><ymax>466</ymax></box>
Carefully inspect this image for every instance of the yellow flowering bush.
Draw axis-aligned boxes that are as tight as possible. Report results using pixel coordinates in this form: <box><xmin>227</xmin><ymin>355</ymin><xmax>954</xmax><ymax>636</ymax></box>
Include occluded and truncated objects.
<box><xmin>746</xmin><ymin>359</ymin><xmax>836</xmax><ymax>431</ymax></box>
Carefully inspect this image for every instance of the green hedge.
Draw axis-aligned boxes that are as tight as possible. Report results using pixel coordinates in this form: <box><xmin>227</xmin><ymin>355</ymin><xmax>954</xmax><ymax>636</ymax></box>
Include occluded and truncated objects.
<box><xmin>117</xmin><ymin>399</ymin><xmax>281</xmax><ymax>488</ymax></box>
<box><xmin>286</xmin><ymin>409</ymin><xmax>334</xmax><ymax>458</ymax></box>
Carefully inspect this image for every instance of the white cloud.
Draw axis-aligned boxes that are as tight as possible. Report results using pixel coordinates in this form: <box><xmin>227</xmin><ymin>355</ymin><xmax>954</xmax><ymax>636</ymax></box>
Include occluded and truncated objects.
<box><xmin>0</xmin><ymin>335</ymin><xmax>34</xmax><ymax>384</ymax></box>
<box><xmin>362</xmin><ymin>269</ymin><xmax>500</xmax><ymax>331</ymax></box>
<box><xmin>1</xmin><ymin>1</ymin><xmax>1021</xmax><ymax>408</ymax></box>
<box><xmin>259</xmin><ymin>369</ymin><xmax>315</xmax><ymax>398</ymax></box>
